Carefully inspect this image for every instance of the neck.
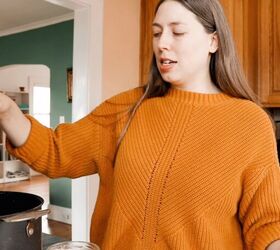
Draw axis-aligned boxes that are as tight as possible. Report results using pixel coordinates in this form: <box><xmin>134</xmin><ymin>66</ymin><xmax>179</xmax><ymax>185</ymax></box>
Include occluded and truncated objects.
<box><xmin>170</xmin><ymin>69</ymin><xmax>221</xmax><ymax>94</ymax></box>
<box><xmin>171</xmin><ymin>82</ymin><xmax>222</xmax><ymax>94</ymax></box>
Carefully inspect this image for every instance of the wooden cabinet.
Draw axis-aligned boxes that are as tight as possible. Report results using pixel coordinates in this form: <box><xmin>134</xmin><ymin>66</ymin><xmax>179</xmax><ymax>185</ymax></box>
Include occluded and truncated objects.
<box><xmin>139</xmin><ymin>0</ymin><xmax>280</xmax><ymax>107</ymax></box>
<box><xmin>258</xmin><ymin>0</ymin><xmax>280</xmax><ymax>107</ymax></box>
<box><xmin>221</xmin><ymin>0</ymin><xmax>280</xmax><ymax>107</ymax></box>
<box><xmin>0</xmin><ymin>91</ymin><xmax>31</xmax><ymax>183</ymax></box>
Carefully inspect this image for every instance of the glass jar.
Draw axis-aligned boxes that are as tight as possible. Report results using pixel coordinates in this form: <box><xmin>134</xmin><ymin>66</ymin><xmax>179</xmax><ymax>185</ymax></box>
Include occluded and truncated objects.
<box><xmin>46</xmin><ymin>241</ymin><xmax>100</xmax><ymax>250</ymax></box>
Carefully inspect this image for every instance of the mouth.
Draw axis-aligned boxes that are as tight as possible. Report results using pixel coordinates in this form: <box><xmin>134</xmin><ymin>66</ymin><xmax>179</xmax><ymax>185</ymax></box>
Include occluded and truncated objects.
<box><xmin>159</xmin><ymin>58</ymin><xmax>177</xmax><ymax>73</ymax></box>
<box><xmin>160</xmin><ymin>58</ymin><xmax>177</xmax><ymax>65</ymax></box>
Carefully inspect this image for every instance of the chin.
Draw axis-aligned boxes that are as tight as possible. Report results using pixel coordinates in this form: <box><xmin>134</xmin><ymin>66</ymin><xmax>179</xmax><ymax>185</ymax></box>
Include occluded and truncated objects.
<box><xmin>161</xmin><ymin>75</ymin><xmax>178</xmax><ymax>84</ymax></box>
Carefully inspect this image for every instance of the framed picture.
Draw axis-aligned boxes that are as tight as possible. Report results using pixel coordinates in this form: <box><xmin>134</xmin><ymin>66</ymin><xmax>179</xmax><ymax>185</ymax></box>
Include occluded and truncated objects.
<box><xmin>67</xmin><ymin>68</ymin><xmax>73</xmax><ymax>103</ymax></box>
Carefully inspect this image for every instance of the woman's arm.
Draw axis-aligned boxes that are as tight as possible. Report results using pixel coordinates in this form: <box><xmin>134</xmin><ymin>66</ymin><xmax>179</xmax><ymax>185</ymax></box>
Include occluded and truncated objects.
<box><xmin>238</xmin><ymin>109</ymin><xmax>280</xmax><ymax>249</ymax></box>
<box><xmin>267</xmin><ymin>240</ymin><xmax>280</xmax><ymax>250</ymax></box>
<box><xmin>0</xmin><ymin>93</ymin><xmax>31</xmax><ymax>147</ymax></box>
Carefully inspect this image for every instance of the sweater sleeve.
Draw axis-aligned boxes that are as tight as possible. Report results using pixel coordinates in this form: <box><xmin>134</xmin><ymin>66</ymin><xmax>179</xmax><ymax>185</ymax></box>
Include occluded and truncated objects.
<box><xmin>6</xmin><ymin>87</ymin><xmax>143</xmax><ymax>179</ymax></box>
<box><xmin>239</xmin><ymin>112</ymin><xmax>280</xmax><ymax>250</ymax></box>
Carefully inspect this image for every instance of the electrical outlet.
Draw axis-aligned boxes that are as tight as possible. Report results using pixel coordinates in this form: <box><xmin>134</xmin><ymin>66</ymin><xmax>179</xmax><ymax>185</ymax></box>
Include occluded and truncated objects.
<box><xmin>59</xmin><ymin>116</ymin><xmax>65</xmax><ymax>124</ymax></box>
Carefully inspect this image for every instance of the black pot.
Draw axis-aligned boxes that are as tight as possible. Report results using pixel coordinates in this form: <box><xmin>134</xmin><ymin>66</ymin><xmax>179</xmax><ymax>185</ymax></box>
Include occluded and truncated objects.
<box><xmin>0</xmin><ymin>191</ymin><xmax>49</xmax><ymax>250</ymax></box>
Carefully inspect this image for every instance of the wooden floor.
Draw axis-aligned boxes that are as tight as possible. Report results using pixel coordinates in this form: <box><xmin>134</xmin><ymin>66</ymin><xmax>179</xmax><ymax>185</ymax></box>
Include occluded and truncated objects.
<box><xmin>0</xmin><ymin>175</ymin><xmax>71</xmax><ymax>240</ymax></box>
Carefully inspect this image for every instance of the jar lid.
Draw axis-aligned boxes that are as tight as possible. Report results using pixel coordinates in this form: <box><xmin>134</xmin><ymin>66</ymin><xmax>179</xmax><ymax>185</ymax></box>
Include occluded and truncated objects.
<box><xmin>46</xmin><ymin>241</ymin><xmax>100</xmax><ymax>250</ymax></box>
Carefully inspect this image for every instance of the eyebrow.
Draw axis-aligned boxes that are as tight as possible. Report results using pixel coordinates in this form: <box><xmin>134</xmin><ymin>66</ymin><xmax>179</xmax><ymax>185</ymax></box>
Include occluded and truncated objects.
<box><xmin>152</xmin><ymin>22</ymin><xmax>187</xmax><ymax>28</ymax></box>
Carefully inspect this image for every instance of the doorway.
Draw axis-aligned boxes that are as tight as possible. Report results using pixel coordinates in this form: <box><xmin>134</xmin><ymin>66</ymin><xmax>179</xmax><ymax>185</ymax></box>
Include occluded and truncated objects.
<box><xmin>0</xmin><ymin>63</ymin><xmax>70</xmax><ymax>241</ymax></box>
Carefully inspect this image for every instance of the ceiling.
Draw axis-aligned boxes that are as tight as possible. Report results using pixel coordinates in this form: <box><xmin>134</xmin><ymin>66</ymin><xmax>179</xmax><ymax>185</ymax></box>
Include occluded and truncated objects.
<box><xmin>0</xmin><ymin>0</ymin><xmax>73</xmax><ymax>32</ymax></box>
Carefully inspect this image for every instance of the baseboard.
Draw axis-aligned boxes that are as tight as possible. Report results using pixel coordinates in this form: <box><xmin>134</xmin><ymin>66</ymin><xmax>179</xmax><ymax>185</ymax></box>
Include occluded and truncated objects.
<box><xmin>48</xmin><ymin>204</ymin><xmax>72</xmax><ymax>225</ymax></box>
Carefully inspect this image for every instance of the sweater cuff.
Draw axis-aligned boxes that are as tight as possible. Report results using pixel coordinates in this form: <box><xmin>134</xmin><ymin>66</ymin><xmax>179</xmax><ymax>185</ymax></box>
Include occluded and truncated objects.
<box><xmin>253</xmin><ymin>222</ymin><xmax>280</xmax><ymax>250</ymax></box>
<box><xmin>6</xmin><ymin>115</ymin><xmax>50</xmax><ymax>166</ymax></box>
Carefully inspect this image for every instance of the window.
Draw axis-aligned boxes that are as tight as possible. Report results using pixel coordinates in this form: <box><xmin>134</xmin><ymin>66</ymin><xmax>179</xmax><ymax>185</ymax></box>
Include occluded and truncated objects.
<box><xmin>33</xmin><ymin>86</ymin><xmax>50</xmax><ymax>127</ymax></box>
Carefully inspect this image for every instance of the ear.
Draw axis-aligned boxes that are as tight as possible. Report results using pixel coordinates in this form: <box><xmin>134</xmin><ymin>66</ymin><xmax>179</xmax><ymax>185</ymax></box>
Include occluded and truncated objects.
<box><xmin>209</xmin><ymin>31</ymin><xmax>218</xmax><ymax>53</ymax></box>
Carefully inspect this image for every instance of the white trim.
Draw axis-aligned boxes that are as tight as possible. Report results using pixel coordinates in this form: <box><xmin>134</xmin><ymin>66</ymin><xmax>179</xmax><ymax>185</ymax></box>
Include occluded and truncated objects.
<box><xmin>44</xmin><ymin>0</ymin><xmax>90</xmax><ymax>9</ymax></box>
<box><xmin>71</xmin><ymin>1</ymin><xmax>103</xmax><ymax>242</ymax></box>
<box><xmin>71</xmin><ymin>8</ymin><xmax>93</xmax><ymax>241</ymax></box>
<box><xmin>48</xmin><ymin>204</ymin><xmax>72</xmax><ymax>224</ymax></box>
<box><xmin>0</xmin><ymin>13</ymin><xmax>74</xmax><ymax>38</ymax></box>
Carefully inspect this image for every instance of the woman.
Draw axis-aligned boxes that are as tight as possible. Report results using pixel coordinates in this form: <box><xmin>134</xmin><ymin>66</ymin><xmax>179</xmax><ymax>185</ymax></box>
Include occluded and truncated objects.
<box><xmin>1</xmin><ymin>0</ymin><xmax>280</xmax><ymax>249</ymax></box>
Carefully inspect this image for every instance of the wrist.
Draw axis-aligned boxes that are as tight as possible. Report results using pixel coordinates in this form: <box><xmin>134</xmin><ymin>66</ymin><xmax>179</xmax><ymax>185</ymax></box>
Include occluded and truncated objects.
<box><xmin>0</xmin><ymin>94</ymin><xmax>15</xmax><ymax>121</ymax></box>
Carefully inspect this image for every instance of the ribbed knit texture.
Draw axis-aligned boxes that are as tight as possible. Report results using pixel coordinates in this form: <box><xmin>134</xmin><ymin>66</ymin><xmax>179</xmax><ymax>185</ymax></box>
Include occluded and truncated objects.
<box><xmin>7</xmin><ymin>86</ymin><xmax>280</xmax><ymax>250</ymax></box>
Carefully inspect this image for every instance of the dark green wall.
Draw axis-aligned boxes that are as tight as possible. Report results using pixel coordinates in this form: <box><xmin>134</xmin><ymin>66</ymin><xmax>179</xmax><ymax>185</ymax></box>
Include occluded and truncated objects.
<box><xmin>0</xmin><ymin>21</ymin><xmax>74</xmax><ymax>208</ymax></box>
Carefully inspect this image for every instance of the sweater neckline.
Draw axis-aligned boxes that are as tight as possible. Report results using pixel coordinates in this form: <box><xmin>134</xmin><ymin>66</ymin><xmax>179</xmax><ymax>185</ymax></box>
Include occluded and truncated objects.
<box><xmin>166</xmin><ymin>87</ymin><xmax>233</xmax><ymax>105</ymax></box>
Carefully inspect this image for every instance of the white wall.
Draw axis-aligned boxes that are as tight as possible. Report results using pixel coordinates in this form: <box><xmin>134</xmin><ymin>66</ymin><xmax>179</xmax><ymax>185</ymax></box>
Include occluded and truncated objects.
<box><xmin>102</xmin><ymin>0</ymin><xmax>141</xmax><ymax>100</ymax></box>
<box><xmin>0</xmin><ymin>64</ymin><xmax>50</xmax><ymax>92</ymax></box>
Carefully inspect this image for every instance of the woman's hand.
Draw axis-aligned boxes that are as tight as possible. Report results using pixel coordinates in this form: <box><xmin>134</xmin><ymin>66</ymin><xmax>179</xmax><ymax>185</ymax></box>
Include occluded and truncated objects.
<box><xmin>0</xmin><ymin>92</ymin><xmax>31</xmax><ymax>147</ymax></box>
<box><xmin>267</xmin><ymin>240</ymin><xmax>280</xmax><ymax>250</ymax></box>
<box><xmin>0</xmin><ymin>92</ymin><xmax>13</xmax><ymax>114</ymax></box>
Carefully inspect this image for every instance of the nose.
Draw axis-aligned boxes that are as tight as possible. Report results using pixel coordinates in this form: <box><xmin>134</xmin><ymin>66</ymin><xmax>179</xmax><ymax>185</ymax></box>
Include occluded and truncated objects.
<box><xmin>157</xmin><ymin>32</ymin><xmax>171</xmax><ymax>51</ymax></box>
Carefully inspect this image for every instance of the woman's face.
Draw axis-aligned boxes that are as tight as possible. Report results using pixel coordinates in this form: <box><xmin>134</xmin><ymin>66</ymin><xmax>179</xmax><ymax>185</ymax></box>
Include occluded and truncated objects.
<box><xmin>152</xmin><ymin>0</ymin><xmax>217</xmax><ymax>89</ymax></box>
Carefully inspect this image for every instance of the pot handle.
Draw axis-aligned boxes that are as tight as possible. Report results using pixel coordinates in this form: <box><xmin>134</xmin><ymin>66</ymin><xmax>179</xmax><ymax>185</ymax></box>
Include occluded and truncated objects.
<box><xmin>2</xmin><ymin>209</ymin><xmax>50</xmax><ymax>223</ymax></box>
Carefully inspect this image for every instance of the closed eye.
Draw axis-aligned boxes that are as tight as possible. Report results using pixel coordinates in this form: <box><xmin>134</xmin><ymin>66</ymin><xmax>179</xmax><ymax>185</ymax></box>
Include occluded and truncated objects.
<box><xmin>153</xmin><ymin>32</ymin><xmax>162</xmax><ymax>38</ymax></box>
<box><xmin>173</xmin><ymin>32</ymin><xmax>185</xmax><ymax>36</ymax></box>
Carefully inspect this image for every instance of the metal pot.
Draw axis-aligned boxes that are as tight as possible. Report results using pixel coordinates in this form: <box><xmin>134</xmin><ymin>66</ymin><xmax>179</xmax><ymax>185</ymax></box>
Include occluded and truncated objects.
<box><xmin>0</xmin><ymin>191</ymin><xmax>49</xmax><ymax>250</ymax></box>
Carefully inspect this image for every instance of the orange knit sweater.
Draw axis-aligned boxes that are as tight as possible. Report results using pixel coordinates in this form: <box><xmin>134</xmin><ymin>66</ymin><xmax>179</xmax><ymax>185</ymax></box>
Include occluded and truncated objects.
<box><xmin>7</xmin><ymin>87</ymin><xmax>280</xmax><ymax>250</ymax></box>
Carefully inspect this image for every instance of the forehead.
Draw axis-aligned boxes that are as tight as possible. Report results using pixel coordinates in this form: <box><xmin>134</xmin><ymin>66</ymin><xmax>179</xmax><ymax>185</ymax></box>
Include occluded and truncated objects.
<box><xmin>153</xmin><ymin>1</ymin><xmax>197</xmax><ymax>26</ymax></box>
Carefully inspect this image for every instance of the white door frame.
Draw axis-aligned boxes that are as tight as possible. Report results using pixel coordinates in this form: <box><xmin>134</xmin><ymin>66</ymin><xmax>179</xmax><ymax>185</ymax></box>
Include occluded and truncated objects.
<box><xmin>44</xmin><ymin>0</ymin><xmax>104</xmax><ymax>241</ymax></box>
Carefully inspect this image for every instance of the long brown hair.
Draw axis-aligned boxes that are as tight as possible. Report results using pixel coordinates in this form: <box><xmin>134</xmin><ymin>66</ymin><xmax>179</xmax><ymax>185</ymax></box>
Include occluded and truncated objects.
<box><xmin>116</xmin><ymin>0</ymin><xmax>273</xmax><ymax>153</ymax></box>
